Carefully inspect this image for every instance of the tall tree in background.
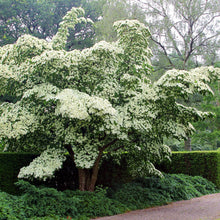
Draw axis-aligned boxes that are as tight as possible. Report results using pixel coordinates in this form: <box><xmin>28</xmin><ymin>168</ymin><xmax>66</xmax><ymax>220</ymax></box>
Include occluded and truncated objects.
<box><xmin>95</xmin><ymin>0</ymin><xmax>146</xmax><ymax>42</ymax></box>
<box><xmin>135</xmin><ymin>0</ymin><xmax>220</xmax><ymax>70</ymax></box>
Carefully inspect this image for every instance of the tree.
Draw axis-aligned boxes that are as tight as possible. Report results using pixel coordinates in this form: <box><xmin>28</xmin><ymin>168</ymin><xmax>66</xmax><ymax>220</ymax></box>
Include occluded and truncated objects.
<box><xmin>0</xmin><ymin>0</ymin><xmax>105</xmax><ymax>49</ymax></box>
<box><xmin>135</xmin><ymin>0</ymin><xmax>220</xmax><ymax>70</ymax></box>
<box><xmin>0</xmin><ymin>7</ymin><xmax>219</xmax><ymax>191</ymax></box>
<box><xmin>95</xmin><ymin>0</ymin><xmax>146</xmax><ymax>42</ymax></box>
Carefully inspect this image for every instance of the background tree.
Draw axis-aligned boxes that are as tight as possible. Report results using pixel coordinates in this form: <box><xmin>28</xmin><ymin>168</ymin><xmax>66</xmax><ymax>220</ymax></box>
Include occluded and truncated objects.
<box><xmin>0</xmin><ymin>7</ymin><xmax>219</xmax><ymax>191</ymax></box>
<box><xmin>0</xmin><ymin>0</ymin><xmax>105</xmax><ymax>49</ymax></box>
<box><xmin>95</xmin><ymin>0</ymin><xmax>146</xmax><ymax>42</ymax></box>
<box><xmin>135</xmin><ymin>0</ymin><xmax>220</xmax><ymax>71</ymax></box>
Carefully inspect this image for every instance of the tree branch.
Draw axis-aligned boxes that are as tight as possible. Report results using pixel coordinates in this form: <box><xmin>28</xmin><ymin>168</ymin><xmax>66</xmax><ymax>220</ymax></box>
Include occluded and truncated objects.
<box><xmin>64</xmin><ymin>144</ymin><xmax>74</xmax><ymax>161</ymax></box>
<box><xmin>193</xmin><ymin>14</ymin><xmax>220</xmax><ymax>42</ymax></box>
<box><xmin>151</xmin><ymin>37</ymin><xmax>175</xmax><ymax>68</ymax></box>
<box><xmin>100</xmin><ymin>138</ymin><xmax>118</xmax><ymax>152</ymax></box>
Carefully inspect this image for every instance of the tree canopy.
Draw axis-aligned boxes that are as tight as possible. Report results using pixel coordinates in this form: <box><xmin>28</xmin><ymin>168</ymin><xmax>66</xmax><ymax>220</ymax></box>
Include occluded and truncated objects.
<box><xmin>0</xmin><ymin>7</ymin><xmax>219</xmax><ymax>191</ymax></box>
<box><xmin>135</xmin><ymin>0</ymin><xmax>220</xmax><ymax>70</ymax></box>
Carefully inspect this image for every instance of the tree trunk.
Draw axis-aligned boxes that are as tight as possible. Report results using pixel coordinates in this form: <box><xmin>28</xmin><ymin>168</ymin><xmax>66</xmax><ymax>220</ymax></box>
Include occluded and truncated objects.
<box><xmin>77</xmin><ymin>150</ymin><xmax>103</xmax><ymax>191</ymax></box>
<box><xmin>184</xmin><ymin>137</ymin><xmax>192</xmax><ymax>151</ymax></box>
<box><xmin>78</xmin><ymin>168</ymin><xmax>87</xmax><ymax>191</ymax></box>
<box><xmin>65</xmin><ymin>139</ymin><xmax>117</xmax><ymax>191</ymax></box>
<box><xmin>87</xmin><ymin>150</ymin><xmax>103</xmax><ymax>191</ymax></box>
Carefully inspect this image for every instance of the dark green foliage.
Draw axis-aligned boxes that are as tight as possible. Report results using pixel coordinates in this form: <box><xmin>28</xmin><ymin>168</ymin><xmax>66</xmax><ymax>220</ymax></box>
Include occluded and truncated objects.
<box><xmin>64</xmin><ymin>187</ymin><xmax>128</xmax><ymax>218</ymax></box>
<box><xmin>0</xmin><ymin>191</ymin><xmax>18</xmax><ymax>220</ymax></box>
<box><xmin>157</xmin><ymin>151</ymin><xmax>220</xmax><ymax>188</ymax></box>
<box><xmin>0</xmin><ymin>181</ymin><xmax>82</xmax><ymax>219</ymax></box>
<box><xmin>108</xmin><ymin>182</ymin><xmax>171</xmax><ymax>210</ymax></box>
<box><xmin>97</xmin><ymin>155</ymin><xmax>133</xmax><ymax>187</ymax></box>
<box><xmin>0</xmin><ymin>174</ymin><xmax>218</xmax><ymax>219</ymax></box>
<box><xmin>0</xmin><ymin>181</ymin><xmax>126</xmax><ymax>219</ymax></box>
<box><xmin>0</xmin><ymin>152</ymin><xmax>39</xmax><ymax>194</ymax></box>
<box><xmin>15</xmin><ymin>181</ymin><xmax>79</xmax><ymax>218</ymax></box>
<box><xmin>109</xmin><ymin>174</ymin><xmax>218</xmax><ymax>210</ymax></box>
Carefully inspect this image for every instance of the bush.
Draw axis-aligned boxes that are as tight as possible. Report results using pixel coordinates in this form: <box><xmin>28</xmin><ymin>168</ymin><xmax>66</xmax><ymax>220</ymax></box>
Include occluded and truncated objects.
<box><xmin>108</xmin><ymin>182</ymin><xmax>171</xmax><ymax>210</ymax></box>
<box><xmin>0</xmin><ymin>181</ymin><xmax>127</xmax><ymax>219</ymax></box>
<box><xmin>64</xmin><ymin>187</ymin><xmax>128</xmax><ymax>218</ymax></box>
<box><xmin>0</xmin><ymin>181</ymin><xmax>81</xmax><ymax>219</ymax></box>
<box><xmin>109</xmin><ymin>174</ymin><xmax>218</xmax><ymax>210</ymax></box>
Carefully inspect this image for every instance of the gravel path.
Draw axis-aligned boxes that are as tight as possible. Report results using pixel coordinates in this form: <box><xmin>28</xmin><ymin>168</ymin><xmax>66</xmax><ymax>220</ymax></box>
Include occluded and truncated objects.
<box><xmin>91</xmin><ymin>193</ymin><xmax>220</xmax><ymax>220</ymax></box>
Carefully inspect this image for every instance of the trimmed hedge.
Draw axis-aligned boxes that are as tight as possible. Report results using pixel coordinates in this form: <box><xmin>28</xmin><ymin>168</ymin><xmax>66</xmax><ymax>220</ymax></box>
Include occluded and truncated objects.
<box><xmin>0</xmin><ymin>153</ymin><xmax>39</xmax><ymax>194</ymax></box>
<box><xmin>0</xmin><ymin>153</ymin><xmax>131</xmax><ymax>194</ymax></box>
<box><xmin>0</xmin><ymin>153</ymin><xmax>80</xmax><ymax>194</ymax></box>
<box><xmin>156</xmin><ymin>151</ymin><xmax>220</xmax><ymax>188</ymax></box>
<box><xmin>1</xmin><ymin>150</ymin><xmax>220</xmax><ymax>194</ymax></box>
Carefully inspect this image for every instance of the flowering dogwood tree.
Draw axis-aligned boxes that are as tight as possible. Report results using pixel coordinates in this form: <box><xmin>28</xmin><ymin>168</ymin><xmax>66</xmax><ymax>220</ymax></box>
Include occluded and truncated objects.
<box><xmin>0</xmin><ymin>7</ymin><xmax>219</xmax><ymax>191</ymax></box>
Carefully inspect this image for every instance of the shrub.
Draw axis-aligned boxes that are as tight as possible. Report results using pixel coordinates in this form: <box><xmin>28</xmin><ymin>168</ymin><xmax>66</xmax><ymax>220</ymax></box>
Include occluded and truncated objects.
<box><xmin>0</xmin><ymin>181</ymin><xmax>81</xmax><ymax>219</ymax></box>
<box><xmin>64</xmin><ymin>187</ymin><xmax>128</xmax><ymax>218</ymax></box>
<box><xmin>109</xmin><ymin>174</ymin><xmax>218</xmax><ymax>210</ymax></box>
<box><xmin>0</xmin><ymin>174</ymin><xmax>218</xmax><ymax>219</ymax></box>
<box><xmin>0</xmin><ymin>181</ymin><xmax>127</xmax><ymax>219</ymax></box>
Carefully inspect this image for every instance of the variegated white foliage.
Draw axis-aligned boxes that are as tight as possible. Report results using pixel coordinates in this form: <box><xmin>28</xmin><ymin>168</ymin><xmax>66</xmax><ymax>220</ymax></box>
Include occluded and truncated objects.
<box><xmin>0</xmin><ymin>102</ymin><xmax>38</xmax><ymax>139</ymax></box>
<box><xmin>22</xmin><ymin>83</ymin><xmax>60</xmax><ymax>101</ymax></box>
<box><xmin>156</xmin><ymin>67</ymin><xmax>220</xmax><ymax>96</ymax></box>
<box><xmin>52</xmin><ymin>7</ymin><xmax>92</xmax><ymax>50</ymax></box>
<box><xmin>0</xmin><ymin>7</ymin><xmax>219</xmax><ymax>181</ymax></box>
<box><xmin>18</xmin><ymin>148</ymin><xmax>66</xmax><ymax>181</ymax></box>
<box><xmin>73</xmin><ymin>143</ymin><xmax>99</xmax><ymax>169</ymax></box>
<box><xmin>55</xmin><ymin>89</ymin><xmax>117</xmax><ymax>120</ymax></box>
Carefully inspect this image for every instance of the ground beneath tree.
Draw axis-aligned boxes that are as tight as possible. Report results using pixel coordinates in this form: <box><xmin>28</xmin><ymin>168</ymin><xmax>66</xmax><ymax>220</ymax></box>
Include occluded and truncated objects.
<box><xmin>92</xmin><ymin>193</ymin><xmax>220</xmax><ymax>220</ymax></box>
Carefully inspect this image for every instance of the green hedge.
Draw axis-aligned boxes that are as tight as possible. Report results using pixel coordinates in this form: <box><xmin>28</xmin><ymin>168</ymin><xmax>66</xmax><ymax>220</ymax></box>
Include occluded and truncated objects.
<box><xmin>156</xmin><ymin>151</ymin><xmax>220</xmax><ymax>188</ymax></box>
<box><xmin>0</xmin><ymin>153</ymin><xmax>131</xmax><ymax>194</ymax></box>
<box><xmin>0</xmin><ymin>153</ymin><xmax>39</xmax><ymax>194</ymax></box>
<box><xmin>1</xmin><ymin>150</ymin><xmax>220</xmax><ymax>194</ymax></box>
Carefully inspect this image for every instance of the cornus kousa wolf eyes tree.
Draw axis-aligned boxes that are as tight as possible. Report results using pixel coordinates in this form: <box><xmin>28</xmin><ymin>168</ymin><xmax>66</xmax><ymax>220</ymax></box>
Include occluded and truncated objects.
<box><xmin>0</xmin><ymin>7</ymin><xmax>219</xmax><ymax>191</ymax></box>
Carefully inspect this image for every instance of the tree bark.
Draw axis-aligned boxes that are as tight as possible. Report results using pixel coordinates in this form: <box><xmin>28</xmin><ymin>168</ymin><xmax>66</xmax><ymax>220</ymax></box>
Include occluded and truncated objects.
<box><xmin>65</xmin><ymin>139</ymin><xmax>117</xmax><ymax>191</ymax></box>
<box><xmin>184</xmin><ymin>137</ymin><xmax>192</xmax><ymax>151</ymax></box>
<box><xmin>78</xmin><ymin>168</ymin><xmax>87</xmax><ymax>191</ymax></box>
<box><xmin>87</xmin><ymin>150</ymin><xmax>103</xmax><ymax>191</ymax></box>
<box><xmin>65</xmin><ymin>144</ymin><xmax>74</xmax><ymax>161</ymax></box>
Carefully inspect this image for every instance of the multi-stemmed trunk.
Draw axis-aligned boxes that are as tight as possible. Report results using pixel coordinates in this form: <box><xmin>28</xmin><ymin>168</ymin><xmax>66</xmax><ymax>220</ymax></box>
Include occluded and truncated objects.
<box><xmin>65</xmin><ymin>139</ymin><xmax>117</xmax><ymax>191</ymax></box>
<box><xmin>78</xmin><ymin>149</ymin><xmax>103</xmax><ymax>191</ymax></box>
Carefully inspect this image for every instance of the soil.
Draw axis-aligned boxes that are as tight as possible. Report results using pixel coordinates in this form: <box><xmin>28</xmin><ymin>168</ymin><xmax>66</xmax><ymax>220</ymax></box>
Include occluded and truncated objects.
<box><xmin>91</xmin><ymin>193</ymin><xmax>220</xmax><ymax>220</ymax></box>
